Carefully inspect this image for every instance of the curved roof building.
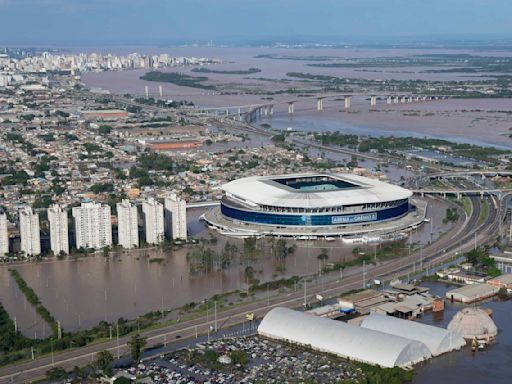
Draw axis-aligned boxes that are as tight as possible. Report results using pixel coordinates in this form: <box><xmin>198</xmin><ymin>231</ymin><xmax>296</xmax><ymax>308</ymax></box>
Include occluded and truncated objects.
<box><xmin>220</xmin><ymin>173</ymin><xmax>412</xmax><ymax>228</ymax></box>
<box><xmin>258</xmin><ymin>308</ymin><xmax>431</xmax><ymax>368</ymax></box>
<box><xmin>361</xmin><ymin>313</ymin><xmax>466</xmax><ymax>356</ymax></box>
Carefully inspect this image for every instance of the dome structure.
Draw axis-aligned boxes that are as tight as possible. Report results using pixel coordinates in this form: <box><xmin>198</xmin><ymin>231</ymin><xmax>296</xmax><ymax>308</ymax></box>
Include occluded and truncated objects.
<box><xmin>447</xmin><ymin>307</ymin><xmax>498</xmax><ymax>340</ymax></box>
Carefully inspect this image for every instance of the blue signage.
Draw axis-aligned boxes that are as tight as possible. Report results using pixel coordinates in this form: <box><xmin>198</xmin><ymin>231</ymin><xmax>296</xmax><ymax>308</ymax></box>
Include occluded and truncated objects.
<box><xmin>332</xmin><ymin>212</ymin><xmax>378</xmax><ymax>224</ymax></box>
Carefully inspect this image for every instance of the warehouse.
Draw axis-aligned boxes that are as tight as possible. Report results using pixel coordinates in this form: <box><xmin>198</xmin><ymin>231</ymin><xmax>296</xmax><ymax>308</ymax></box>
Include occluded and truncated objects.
<box><xmin>446</xmin><ymin>283</ymin><xmax>499</xmax><ymax>303</ymax></box>
<box><xmin>360</xmin><ymin>313</ymin><xmax>466</xmax><ymax>356</ymax></box>
<box><xmin>258</xmin><ymin>307</ymin><xmax>431</xmax><ymax>368</ymax></box>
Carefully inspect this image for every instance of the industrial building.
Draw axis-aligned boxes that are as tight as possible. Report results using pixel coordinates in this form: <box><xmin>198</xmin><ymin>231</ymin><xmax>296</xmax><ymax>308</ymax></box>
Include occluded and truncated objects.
<box><xmin>360</xmin><ymin>313</ymin><xmax>466</xmax><ymax>356</ymax></box>
<box><xmin>446</xmin><ymin>283</ymin><xmax>499</xmax><ymax>303</ymax></box>
<box><xmin>258</xmin><ymin>307</ymin><xmax>431</xmax><ymax>368</ymax></box>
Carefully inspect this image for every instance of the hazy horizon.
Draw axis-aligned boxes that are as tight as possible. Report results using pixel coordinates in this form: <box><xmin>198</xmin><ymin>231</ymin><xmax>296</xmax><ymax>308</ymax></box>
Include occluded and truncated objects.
<box><xmin>2</xmin><ymin>0</ymin><xmax>512</xmax><ymax>46</ymax></box>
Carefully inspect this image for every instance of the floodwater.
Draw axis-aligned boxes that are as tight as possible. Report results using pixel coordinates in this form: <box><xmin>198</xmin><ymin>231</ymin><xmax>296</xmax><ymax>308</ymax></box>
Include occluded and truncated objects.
<box><xmin>81</xmin><ymin>46</ymin><xmax>512</xmax><ymax>148</ymax></box>
<box><xmin>414</xmin><ymin>282</ymin><xmax>512</xmax><ymax>384</ymax></box>
<box><xmin>0</xmin><ymin>198</ymin><xmax>449</xmax><ymax>336</ymax></box>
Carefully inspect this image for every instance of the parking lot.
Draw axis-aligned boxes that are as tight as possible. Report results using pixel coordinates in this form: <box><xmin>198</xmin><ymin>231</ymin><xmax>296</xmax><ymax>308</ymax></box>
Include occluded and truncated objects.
<box><xmin>120</xmin><ymin>336</ymin><xmax>363</xmax><ymax>383</ymax></box>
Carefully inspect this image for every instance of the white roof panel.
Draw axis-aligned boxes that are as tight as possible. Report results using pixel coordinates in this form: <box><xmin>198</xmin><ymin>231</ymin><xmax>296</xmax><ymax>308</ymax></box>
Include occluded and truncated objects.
<box><xmin>223</xmin><ymin>173</ymin><xmax>412</xmax><ymax>209</ymax></box>
<box><xmin>258</xmin><ymin>307</ymin><xmax>431</xmax><ymax>368</ymax></box>
<box><xmin>361</xmin><ymin>313</ymin><xmax>466</xmax><ymax>356</ymax></box>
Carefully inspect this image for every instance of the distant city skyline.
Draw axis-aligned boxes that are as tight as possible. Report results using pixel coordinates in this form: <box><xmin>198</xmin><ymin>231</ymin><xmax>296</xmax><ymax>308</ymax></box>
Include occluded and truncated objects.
<box><xmin>1</xmin><ymin>0</ymin><xmax>512</xmax><ymax>45</ymax></box>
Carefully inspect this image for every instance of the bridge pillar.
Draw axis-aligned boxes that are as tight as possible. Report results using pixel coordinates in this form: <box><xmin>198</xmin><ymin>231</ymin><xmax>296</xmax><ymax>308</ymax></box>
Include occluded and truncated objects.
<box><xmin>394</xmin><ymin>96</ymin><xmax>400</xmax><ymax>104</ymax></box>
<box><xmin>422</xmin><ymin>96</ymin><xmax>427</xmax><ymax>101</ymax></box>
<box><xmin>288</xmin><ymin>102</ymin><xmax>294</xmax><ymax>115</ymax></box>
<box><xmin>387</xmin><ymin>96</ymin><xmax>392</xmax><ymax>105</ymax></box>
<box><xmin>421</xmin><ymin>192</ymin><xmax>424</xmax><ymax>198</ymax></box>
<box><xmin>317</xmin><ymin>98</ymin><xmax>324</xmax><ymax>111</ymax></box>
<box><xmin>225</xmin><ymin>108</ymin><xmax>229</xmax><ymax>116</ymax></box>
<box><xmin>457</xmin><ymin>193</ymin><xmax>461</xmax><ymax>200</ymax></box>
<box><xmin>443</xmin><ymin>193</ymin><xmax>446</xmax><ymax>198</ymax></box>
<box><xmin>401</xmin><ymin>96</ymin><xmax>407</xmax><ymax>103</ymax></box>
<box><xmin>263</xmin><ymin>106</ymin><xmax>268</xmax><ymax>116</ymax></box>
<box><xmin>144</xmin><ymin>85</ymin><xmax>149</xmax><ymax>99</ymax></box>
<box><xmin>344</xmin><ymin>96</ymin><xmax>352</xmax><ymax>109</ymax></box>
<box><xmin>480</xmin><ymin>191</ymin><xmax>484</xmax><ymax>199</ymax></box>
<box><xmin>238</xmin><ymin>107</ymin><xmax>241</xmax><ymax>116</ymax></box>
<box><xmin>158</xmin><ymin>85</ymin><xmax>163</xmax><ymax>98</ymax></box>
<box><xmin>269</xmin><ymin>105</ymin><xmax>274</xmax><ymax>116</ymax></box>
<box><xmin>370</xmin><ymin>96</ymin><xmax>377</xmax><ymax>107</ymax></box>
<box><xmin>408</xmin><ymin>96</ymin><xmax>413</xmax><ymax>103</ymax></box>
<box><xmin>415</xmin><ymin>96</ymin><xmax>420</xmax><ymax>102</ymax></box>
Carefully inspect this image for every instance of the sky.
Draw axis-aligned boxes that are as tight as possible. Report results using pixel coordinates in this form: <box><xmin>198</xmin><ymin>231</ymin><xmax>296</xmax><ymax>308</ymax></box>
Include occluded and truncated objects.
<box><xmin>1</xmin><ymin>0</ymin><xmax>512</xmax><ymax>46</ymax></box>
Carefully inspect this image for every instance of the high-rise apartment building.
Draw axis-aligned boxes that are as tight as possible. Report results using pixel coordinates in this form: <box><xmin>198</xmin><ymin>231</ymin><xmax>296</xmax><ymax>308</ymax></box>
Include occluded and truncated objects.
<box><xmin>19</xmin><ymin>207</ymin><xmax>41</xmax><ymax>256</ymax></box>
<box><xmin>48</xmin><ymin>204</ymin><xmax>69</xmax><ymax>255</ymax></box>
<box><xmin>142</xmin><ymin>198</ymin><xmax>164</xmax><ymax>244</ymax></box>
<box><xmin>116</xmin><ymin>199</ymin><xmax>139</xmax><ymax>249</ymax></box>
<box><xmin>0</xmin><ymin>212</ymin><xmax>9</xmax><ymax>256</ymax></box>
<box><xmin>72</xmin><ymin>202</ymin><xmax>112</xmax><ymax>250</ymax></box>
<box><xmin>164</xmin><ymin>193</ymin><xmax>187</xmax><ymax>241</ymax></box>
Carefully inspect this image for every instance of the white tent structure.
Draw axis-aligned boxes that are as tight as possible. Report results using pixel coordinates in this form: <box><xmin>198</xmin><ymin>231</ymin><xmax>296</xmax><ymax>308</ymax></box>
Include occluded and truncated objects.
<box><xmin>258</xmin><ymin>307</ymin><xmax>431</xmax><ymax>368</ymax></box>
<box><xmin>361</xmin><ymin>313</ymin><xmax>466</xmax><ymax>356</ymax></box>
<box><xmin>448</xmin><ymin>307</ymin><xmax>498</xmax><ymax>341</ymax></box>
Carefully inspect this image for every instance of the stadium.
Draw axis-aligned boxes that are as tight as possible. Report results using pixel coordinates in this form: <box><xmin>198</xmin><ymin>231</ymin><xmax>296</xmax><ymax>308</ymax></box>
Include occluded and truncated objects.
<box><xmin>203</xmin><ymin>173</ymin><xmax>425</xmax><ymax>238</ymax></box>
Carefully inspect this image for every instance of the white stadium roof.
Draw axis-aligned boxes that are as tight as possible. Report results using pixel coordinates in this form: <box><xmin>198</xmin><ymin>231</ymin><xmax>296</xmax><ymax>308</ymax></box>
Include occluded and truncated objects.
<box><xmin>258</xmin><ymin>308</ymin><xmax>431</xmax><ymax>368</ymax></box>
<box><xmin>222</xmin><ymin>173</ymin><xmax>412</xmax><ymax>209</ymax></box>
<box><xmin>361</xmin><ymin>313</ymin><xmax>466</xmax><ymax>356</ymax></box>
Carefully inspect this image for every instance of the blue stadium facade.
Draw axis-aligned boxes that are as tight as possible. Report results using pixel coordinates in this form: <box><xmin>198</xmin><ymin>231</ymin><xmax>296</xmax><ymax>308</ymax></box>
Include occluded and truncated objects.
<box><xmin>221</xmin><ymin>198</ymin><xmax>410</xmax><ymax>227</ymax></box>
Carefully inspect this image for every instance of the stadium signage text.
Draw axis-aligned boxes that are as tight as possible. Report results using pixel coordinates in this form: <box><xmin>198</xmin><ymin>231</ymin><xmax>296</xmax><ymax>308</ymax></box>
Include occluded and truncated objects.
<box><xmin>331</xmin><ymin>212</ymin><xmax>377</xmax><ymax>224</ymax></box>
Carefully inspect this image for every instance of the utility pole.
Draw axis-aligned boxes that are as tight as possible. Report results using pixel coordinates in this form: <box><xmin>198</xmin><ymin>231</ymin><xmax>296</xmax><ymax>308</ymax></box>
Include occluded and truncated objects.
<box><xmin>51</xmin><ymin>340</ymin><xmax>54</xmax><ymax>366</ymax></box>
<box><xmin>362</xmin><ymin>260</ymin><xmax>366</xmax><ymax>289</ymax></box>
<box><xmin>420</xmin><ymin>245</ymin><xmax>423</xmax><ymax>272</ymax></box>
<box><xmin>116</xmin><ymin>322</ymin><xmax>120</xmax><ymax>359</ymax></box>
<box><xmin>303</xmin><ymin>280</ymin><xmax>307</xmax><ymax>308</ymax></box>
<box><xmin>429</xmin><ymin>219</ymin><xmax>433</xmax><ymax>244</ymax></box>
<box><xmin>214</xmin><ymin>301</ymin><xmax>217</xmax><ymax>332</ymax></box>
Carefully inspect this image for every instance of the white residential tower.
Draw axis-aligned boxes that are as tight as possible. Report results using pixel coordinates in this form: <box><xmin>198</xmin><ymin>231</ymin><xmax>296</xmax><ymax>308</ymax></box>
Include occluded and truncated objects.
<box><xmin>19</xmin><ymin>207</ymin><xmax>41</xmax><ymax>256</ymax></box>
<box><xmin>72</xmin><ymin>202</ymin><xmax>112</xmax><ymax>250</ymax></box>
<box><xmin>48</xmin><ymin>204</ymin><xmax>69</xmax><ymax>255</ymax></box>
<box><xmin>142</xmin><ymin>198</ymin><xmax>164</xmax><ymax>244</ymax></box>
<box><xmin>116</xmin><ymin>199</ymin><xmax>139</xmax><ymax>249</ymax></box>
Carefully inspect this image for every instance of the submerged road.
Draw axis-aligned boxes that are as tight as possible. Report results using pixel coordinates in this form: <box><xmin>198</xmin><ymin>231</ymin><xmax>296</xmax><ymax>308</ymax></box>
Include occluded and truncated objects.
<box><xmin>0</xmin><ymin>194</ymin><xmax>503</xmax><ymax>383</ymax></box>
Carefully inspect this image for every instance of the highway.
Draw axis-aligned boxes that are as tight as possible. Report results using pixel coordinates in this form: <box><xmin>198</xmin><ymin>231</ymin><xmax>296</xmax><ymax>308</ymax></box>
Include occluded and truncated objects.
<box><xmin>0</xmin><ymin>193</ymin><xmax>504</xmax><ymax>383</ymax></box>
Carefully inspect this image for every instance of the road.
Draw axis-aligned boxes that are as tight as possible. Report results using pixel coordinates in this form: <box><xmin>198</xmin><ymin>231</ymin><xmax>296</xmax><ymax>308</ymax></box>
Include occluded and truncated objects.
<box><xmin>0</xmin><ymin>194</ymin><xmax>503</xmax><ymax>383</ymax></box>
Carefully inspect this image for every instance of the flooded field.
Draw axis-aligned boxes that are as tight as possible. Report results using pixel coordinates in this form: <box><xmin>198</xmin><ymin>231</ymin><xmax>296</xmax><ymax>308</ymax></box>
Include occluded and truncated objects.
<box><xmin>0</xmin><ymin>198</ymin><xmax>450</xmax><ymax>336</ymax></box>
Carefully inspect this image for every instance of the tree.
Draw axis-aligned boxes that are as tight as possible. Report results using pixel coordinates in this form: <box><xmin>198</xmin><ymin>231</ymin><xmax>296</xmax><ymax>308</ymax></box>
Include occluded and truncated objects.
<box><xmin>46</xmin><ymin>366</ymin><xmax>67</xmax><ymax>381</ymax></box>
<box><xmin>94</xmin><ymin>350</ymin><xmax>114</xmax><ymax>376</ymax></box>
<box><xmin>99</xmin><ymin>125</ymin><xmax>113</xmax><ymax>135</ymax></box>
<box><xmin>128</xmin><ymin>333</ymin><xmax>146</xmax><ymax>362</ymax></box>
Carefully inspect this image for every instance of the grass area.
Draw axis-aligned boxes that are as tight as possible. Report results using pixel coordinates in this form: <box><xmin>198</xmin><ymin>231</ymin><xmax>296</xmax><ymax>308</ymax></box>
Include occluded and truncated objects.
<box><xmin>140</xmin><ymin>71</ymin><xmax>215</xmax><ymax>90</ymax></box>
<box><xmin>460</xmin><ymin>197</ymin><xmax>472</xmax><ymax>216</ymax></box>
<box><xmin>478</xmin><ymin>198</ymin><xmax>489</xmax><ymax>225</ymax></box>
<box><xmin>191</xmin><ymin>67</ymin><xmax>261</xmax><ymax>75</ymax></box>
